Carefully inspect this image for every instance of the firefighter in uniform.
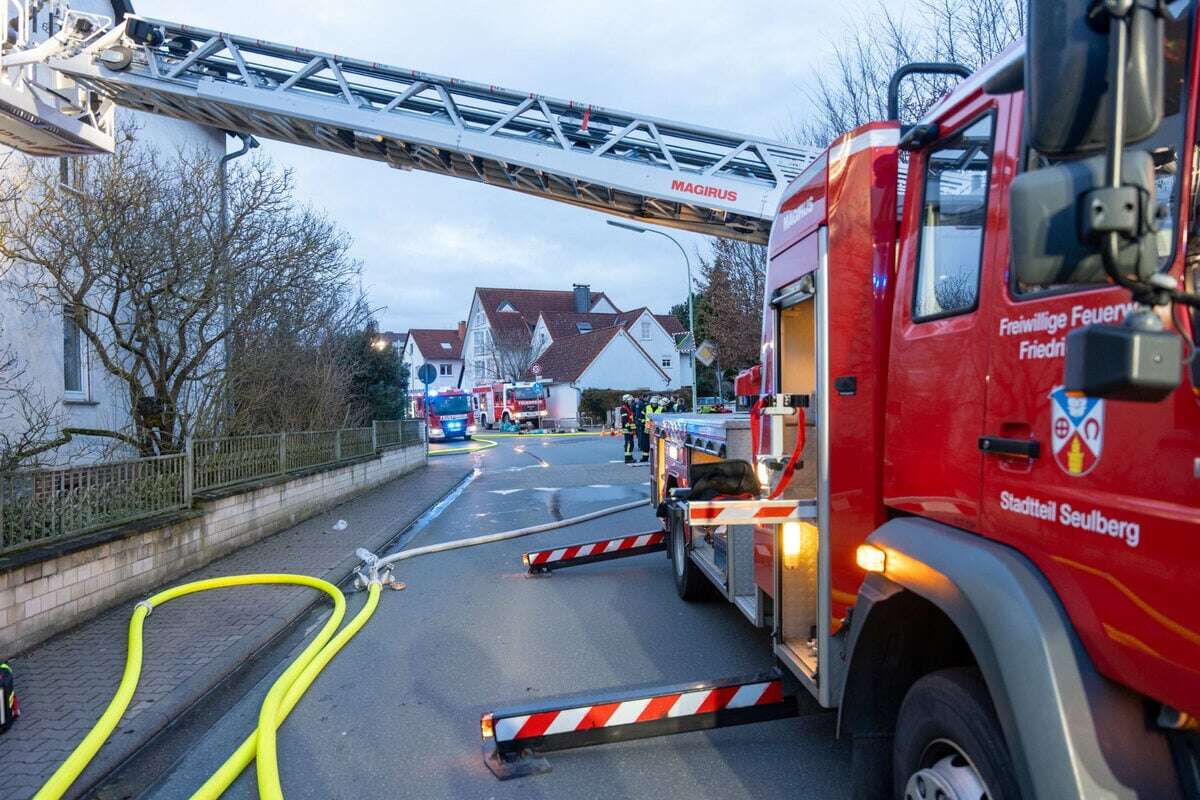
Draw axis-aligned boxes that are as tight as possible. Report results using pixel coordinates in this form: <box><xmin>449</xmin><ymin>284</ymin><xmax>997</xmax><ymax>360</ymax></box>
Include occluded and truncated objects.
<box><xmin>620</xmin><ymin>394</ymin><xmax>636</xmax><ymax>463</ymax></box>
<box><xmin>639</xmin><ymin>395</ymin><xmax>659</xmax><ymax>463</ymax></box>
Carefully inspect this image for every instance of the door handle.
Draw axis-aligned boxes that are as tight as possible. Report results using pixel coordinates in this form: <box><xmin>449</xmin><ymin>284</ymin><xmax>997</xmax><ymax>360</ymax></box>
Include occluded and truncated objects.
<box><xmin>978</xmin><ymin>436</ymin><xmax>1040</xmax><ymax>459</ymax></box>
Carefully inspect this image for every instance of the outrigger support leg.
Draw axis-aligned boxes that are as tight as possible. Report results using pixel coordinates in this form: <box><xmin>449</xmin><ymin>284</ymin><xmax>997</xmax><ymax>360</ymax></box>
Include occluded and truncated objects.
<box><xmin>521</xmin><ymin>531</ymin><xmax>666</xmax><ymax>574</ymax></box>
<box><xmin>480</xmin><ymin>669</ymin><xmax>806</xmax><ymax>779</ymax></box>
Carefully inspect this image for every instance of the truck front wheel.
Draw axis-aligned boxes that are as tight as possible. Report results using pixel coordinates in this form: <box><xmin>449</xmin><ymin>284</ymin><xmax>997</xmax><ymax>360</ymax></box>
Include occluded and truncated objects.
<box><xmin>669</xmin><ymin>511</ymin><xmax>710</xmax><ymax>602</ymax></box>
<box><xmin>893</xmin><ymin>668</ymin><xmax>1019</xmax><ymax>800</ymax></box>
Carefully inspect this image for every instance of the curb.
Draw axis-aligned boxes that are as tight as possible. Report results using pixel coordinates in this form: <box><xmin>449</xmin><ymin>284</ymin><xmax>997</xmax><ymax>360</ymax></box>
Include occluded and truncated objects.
<box><xmin>68</xmin><ymin>467</ymin><xmax>473</xmax><ymax>800</ymax></box>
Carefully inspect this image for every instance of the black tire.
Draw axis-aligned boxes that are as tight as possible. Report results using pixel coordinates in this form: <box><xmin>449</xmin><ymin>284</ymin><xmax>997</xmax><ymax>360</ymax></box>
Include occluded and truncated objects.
<box><xmin>669</xmin><ymin>510</ymin><xmax>710</xmax><ymax>602</ymax></box>
<box><xmin>893</xmin><ymin>668</ymin><xmax>1020</xmax><ymax>800</ymax></box>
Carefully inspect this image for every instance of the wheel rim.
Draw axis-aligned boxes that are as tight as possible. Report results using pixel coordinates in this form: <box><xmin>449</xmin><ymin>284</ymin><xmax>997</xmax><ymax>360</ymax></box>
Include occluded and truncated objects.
<box><xmin>673</xmin><ymin>526</ymin><xmax>685</xmax><ymax>577</ymax></box>
<box><xmin>904</xmin><ymin>739</ymin><xmax>990</xmax><ymax>800</ymax></box>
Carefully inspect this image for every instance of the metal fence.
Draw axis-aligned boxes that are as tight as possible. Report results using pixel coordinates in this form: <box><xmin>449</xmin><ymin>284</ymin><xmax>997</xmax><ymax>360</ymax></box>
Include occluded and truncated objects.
<box><xmin>1</xmin><ymin>419</ymin><xmax>425</xmax><ymax>553</ymax></box>
<box><xmin>0</xmin><ymin>453</ymin><xmax>188</xmax><ymax>552</ymax></box>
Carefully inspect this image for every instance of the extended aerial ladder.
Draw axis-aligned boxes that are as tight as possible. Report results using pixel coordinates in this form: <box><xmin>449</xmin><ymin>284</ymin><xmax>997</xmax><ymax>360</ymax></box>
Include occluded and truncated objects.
<box><xmin>0</xmin><ymin>2</ymin><xmax>821</xmax><ymax>243</ymax></box>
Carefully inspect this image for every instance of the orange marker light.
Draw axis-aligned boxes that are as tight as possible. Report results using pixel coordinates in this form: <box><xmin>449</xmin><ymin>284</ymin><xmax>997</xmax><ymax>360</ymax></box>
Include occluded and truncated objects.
<box><xmin>521</xmin><ymin>553</ymin><xmax>530</xmax><ymax>568</ymax></box>
<box><xmin>856</xmin><ymin>544</ymin><xmax>886</xmax><ymax>573</ymax></box>
<box><xmin>480</xmin><ymin>713</ymin><xmax>495</xmax><ymax>739</ymax></box>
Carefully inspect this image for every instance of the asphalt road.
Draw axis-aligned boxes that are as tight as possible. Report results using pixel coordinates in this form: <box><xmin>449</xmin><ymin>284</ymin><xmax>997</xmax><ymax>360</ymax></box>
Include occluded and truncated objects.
<box><xmin>142</xmin><ymin>436</ymin><xmax>850</xmax><ymax>799</ymax></box>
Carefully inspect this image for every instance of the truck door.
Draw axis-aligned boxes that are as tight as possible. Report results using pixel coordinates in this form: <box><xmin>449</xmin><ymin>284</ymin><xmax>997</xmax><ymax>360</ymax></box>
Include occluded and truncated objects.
<box><xmin>885</xmin><ymin>102</ymin><xmax>1006</xmax><ymax>531</ymax></box>
<box><xmin>982</xmin><ymin>48</ymin><xmax>1200</xmax><ymax>713</ymax></box>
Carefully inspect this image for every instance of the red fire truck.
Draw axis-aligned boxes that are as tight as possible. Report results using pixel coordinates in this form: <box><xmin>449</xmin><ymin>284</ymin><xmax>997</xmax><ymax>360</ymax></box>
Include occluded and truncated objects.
<box><xmin>471</xmin><ymin>382</ymin><xmax>548</xmax><ymax>429</ymax></box>
<box><xmin>648</xmin><ymin>5</ymin><xmax>1200</xmax><ymax>799</ymax></box>
<box><xmin>5</xmin><ymin>3</ymin><xmax>1198</xmax><ymax>797</ymax></box>
<box><xmin>413</xmin><ymin>388</ymin><xmax>476</xmax><ymax>441</ymax></box>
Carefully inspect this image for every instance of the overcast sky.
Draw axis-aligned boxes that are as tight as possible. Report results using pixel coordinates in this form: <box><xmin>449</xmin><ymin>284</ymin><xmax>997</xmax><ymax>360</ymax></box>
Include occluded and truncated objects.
<box><xmin>135</xmin><ymin>1</ymin><xmax>898</xmax><ymax>333</ymax></box>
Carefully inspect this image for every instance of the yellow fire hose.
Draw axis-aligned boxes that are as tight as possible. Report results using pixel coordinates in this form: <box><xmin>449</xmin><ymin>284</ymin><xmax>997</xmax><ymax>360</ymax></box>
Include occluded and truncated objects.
<box><xmin>33</xmin><ymin>574</ymin><xmax>382</xmax><ymax>800</ymax></box>
<box><xmin>428</xmin><ymin>436</ymin><xmax>498</xmax><ymax>456</ymax></box>
<box><xmin>35</xmin><ymin>494</ymin><xmax>644</xmax><ymax>799</ymax></box>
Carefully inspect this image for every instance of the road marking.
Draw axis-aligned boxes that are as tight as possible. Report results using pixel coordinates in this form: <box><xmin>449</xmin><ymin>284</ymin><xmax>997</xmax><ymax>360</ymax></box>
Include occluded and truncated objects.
<box><xmin>587</xmin><ymin>484</ymin><xmax>612</xmax><ymax>488</ymax></box>
<box><xmin>533</xmin><ymin>487</ymin><xmax>557</xmax><ymax>492</ymax></box>
<box><xmin>489</xmin><ymin>489</ymin><xmax>523</xmax><ymax>495</ymax></box>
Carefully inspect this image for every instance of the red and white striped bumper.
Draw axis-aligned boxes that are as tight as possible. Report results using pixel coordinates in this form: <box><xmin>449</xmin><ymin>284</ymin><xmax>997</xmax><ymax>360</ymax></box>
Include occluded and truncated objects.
<box><xmin>686</xmin><ymin>499</ymin><xmax>816</xmax><ymax>526</ymax></box>
<box><xmin>522</xmin><ymin>531</ymin><xmax>665</xmax><ymax>573</ymax></box>
<box><xmin>481</xmin><ymin>670</ymin><xmax>798</xmax><ymax>778</ymax></box>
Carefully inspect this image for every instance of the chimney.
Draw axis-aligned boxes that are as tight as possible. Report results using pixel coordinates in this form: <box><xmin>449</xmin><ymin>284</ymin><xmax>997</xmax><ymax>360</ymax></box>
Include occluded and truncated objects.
<box><xmin>457</xmin><ymin>320</ymin><xmax>466</xmax><ymax>340</ymax></box>
<box><xmin>573</xmin><ymin>284</ymin><xmax>591</xmax><ymax>314</ymax></box>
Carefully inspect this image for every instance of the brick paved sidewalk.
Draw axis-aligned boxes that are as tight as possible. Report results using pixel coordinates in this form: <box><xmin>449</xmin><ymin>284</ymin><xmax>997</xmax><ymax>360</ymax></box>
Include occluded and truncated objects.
<box><xmin>0</xmin><ymin>461</ymin><xmax>470</xmax><ymax>800</ymax></box>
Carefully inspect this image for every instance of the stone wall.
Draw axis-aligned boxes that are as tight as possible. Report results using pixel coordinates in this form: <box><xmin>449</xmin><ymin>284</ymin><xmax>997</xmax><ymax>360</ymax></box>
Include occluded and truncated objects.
<box><xmin>0</xmin><ymin>443</ymin><xmax>426</xmax><ymax>655</ymax></box>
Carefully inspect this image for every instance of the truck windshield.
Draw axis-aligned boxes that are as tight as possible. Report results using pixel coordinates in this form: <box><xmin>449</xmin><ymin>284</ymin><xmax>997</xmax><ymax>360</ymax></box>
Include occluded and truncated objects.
<box><xmin>430</xmin><ymin>395</ymin><xmax>470</xmax><ymax>415</ymax></box>
<box><xmin>513</xmin><ymin>386</ymin><xmax>544</xmax><ymax>400</ymax></box>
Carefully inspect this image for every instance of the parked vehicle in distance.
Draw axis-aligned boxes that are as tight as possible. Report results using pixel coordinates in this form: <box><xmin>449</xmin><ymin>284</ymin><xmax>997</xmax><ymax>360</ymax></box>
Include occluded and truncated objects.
<box><xmin>414</xmin><ymin>388</ymin><xmax>476</xmax><ymax>441</ymax></box>
<box><xmin>471</xmin><ymin>382</ymin><xmax>548</xmax><ymax>429</ymax></box>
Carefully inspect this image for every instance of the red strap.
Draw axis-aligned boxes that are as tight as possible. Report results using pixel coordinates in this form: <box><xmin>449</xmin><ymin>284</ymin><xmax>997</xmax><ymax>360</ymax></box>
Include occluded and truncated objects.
<box><xmin>749</xmin><ymin>397</ymin><xmax>764</xmax><ymax>464</ymax></box>
<box><xmin>768</xmin><ymin>407</ymin><xmax>805</xmax><ymax>500</ymax></box>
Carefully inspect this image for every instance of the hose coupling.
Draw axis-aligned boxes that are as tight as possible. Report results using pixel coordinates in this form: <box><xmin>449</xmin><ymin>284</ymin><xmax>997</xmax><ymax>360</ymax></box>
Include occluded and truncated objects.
<box><xmin>135</xmin><ymin>600</ymin><xmax>153</xmax><ymax>616</ymax></box>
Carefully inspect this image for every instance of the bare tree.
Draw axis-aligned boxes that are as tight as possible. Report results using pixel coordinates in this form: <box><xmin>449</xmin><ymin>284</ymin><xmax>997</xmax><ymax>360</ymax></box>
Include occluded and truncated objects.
<box><xmin>696</xmin><ymin>239</ymin><xmax>767</xmax><ymax>375</ymax></box>
<box><xmin>0</xmin><ymin>332</ymin><xmax>63</xmax><ymax>471</ymax></box>
<box><xmin>795</xmin><ymin>0</ymin><xmax>1024</xmax><ymax>147</ymax></box>
<box><xmin>0</xmin><ymin>130</ymin><xmax>359</xmax><ymax>455</ymax></box>
<box><xmin>490</xmin><ymin>327</ymin><xmax>537</xmax><ymax>383</ymax></box>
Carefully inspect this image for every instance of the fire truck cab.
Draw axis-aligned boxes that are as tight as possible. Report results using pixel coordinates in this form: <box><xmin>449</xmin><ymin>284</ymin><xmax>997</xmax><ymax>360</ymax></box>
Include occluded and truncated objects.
<box><xmin>652</xmin><ymin>5</ymin><xmax>1200</xmax><ymax>797</ymax></box>
<box><xmin>414</xmin><ymin>388</ymin><xmax>476</xmax><ymax>441</ymax></box>
<box><xmin>471</xmin><ymin>382</ymin><xmax>549</xmax><ymax>430</ymax></box>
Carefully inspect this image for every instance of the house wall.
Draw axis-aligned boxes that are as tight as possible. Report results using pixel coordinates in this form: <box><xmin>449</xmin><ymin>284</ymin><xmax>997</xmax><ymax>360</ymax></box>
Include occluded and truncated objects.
<box><xmin>405</xmin><ymin>340</ymin><xmax>461</xmax><ymax>392</ymax></box>
<box><xmin>463</xmin><ymin>295</ymin><xmax>496</xmax><ymax>388</ymax></box>
<box><xmin>0</xmin><ymin>92</ymin><xmax>226</xmax><ymax>464</ymax></box>
<box><xmin>628</xmin><ymin>311</ymin><xmax>686</xmax><ymax>390</ymax></box>
<box><xmin>577</xmin><ymin>333</ymin><xmax>672</xmax><ymax>390</ymax></box>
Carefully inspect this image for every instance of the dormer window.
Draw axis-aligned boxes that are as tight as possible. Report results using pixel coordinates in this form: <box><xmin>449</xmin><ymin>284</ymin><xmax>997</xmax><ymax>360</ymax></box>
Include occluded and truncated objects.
<box><xmin>440</xmin><ymin>342</ymin><xmax>452</xmax><ymax>350</ymax></box>
<box><xmin>575</xmin><ymin>322</ymin><xmax>592</xmax><ymax>333</ymax></box>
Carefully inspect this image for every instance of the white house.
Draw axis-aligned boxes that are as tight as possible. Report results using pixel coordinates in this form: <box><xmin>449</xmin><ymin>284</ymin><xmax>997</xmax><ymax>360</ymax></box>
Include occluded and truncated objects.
<box><xmin>529</xmin><ymin>325</ymin><xmax>673</xmax><ymax>391</ymax></box>
<box><xmin>462</xmin><ymin>283</ymin><xmax>693</xmax><ymax>391</ymax></box>
<box><xmin>0</xmin><ymin>0</ymin><xmax>226</xmax><ymax>464</ymax></box>
<box><xmin>403</xmin><ymin>326</ymin><xmax>465</xmax><ymax>393</ymax></box>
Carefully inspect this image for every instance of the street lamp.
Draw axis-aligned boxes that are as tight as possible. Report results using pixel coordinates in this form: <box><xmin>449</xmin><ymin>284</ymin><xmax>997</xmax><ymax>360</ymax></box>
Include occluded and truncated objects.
<box><xmin>606</xmin><ymin>219</ymin><xmax>697</xmax><ymax>412</ymax></box>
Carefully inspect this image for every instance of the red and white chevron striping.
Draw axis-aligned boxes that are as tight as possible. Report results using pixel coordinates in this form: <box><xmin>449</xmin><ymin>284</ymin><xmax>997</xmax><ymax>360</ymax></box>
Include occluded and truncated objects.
<box><xmin>687</xmin><ymin>500</ymin><xmax>805</xmax><ymax>525</ymax></box>
<box><xmin>525</xmin><ymin>532</ymin><xmax>664</xmax><ymax>565</ymax></box>
<box><xmin>493</xmin><ymin>679</ymin><xmax>783</xmax><ymax>742</ymax></box>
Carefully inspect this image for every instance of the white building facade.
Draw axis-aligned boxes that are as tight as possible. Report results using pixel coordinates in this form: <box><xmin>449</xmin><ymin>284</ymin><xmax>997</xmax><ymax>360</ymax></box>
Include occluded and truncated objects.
<box><xmin>0</xmin><ymin>1</ymin><xmax>226</xmax><ymax>464</ymax></box>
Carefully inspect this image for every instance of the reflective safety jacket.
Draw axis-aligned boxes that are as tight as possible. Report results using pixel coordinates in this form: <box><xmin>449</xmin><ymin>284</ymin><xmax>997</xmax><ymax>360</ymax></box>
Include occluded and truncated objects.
<box><xmin>643</xmin><ymin>404</ymin><xmax>659</xmax><ymax>432</ymax></box>
<box><xmin>620</xmin><ymin>403</ymin><xmax>636</xmax><ymax>431</ymax></box>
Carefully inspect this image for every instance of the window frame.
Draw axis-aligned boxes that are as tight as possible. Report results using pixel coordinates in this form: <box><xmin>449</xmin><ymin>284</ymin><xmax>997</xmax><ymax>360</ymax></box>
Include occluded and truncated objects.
<box><xmin>439</xmin><ymin>363</ymin><xmax>453</xmax><ymax>376</ymax></box>
<box><xmin>62</xmin><ymin>304</ymin><xmax>89</xmax><ymax>402</ymax></box>
<box><xmin>640</xmin><ymin>320</ymin><xmax>652</xmax><ymax>339</ymax></box>
<box><xmin>661</xmin><ymin>356</ymin><xmax>672</xmax><ymax>368</ymax></box>
<box><xmin>910</xmin><ymin>110</ymin><xmax>997</xmax><ymax>324</ymax></box>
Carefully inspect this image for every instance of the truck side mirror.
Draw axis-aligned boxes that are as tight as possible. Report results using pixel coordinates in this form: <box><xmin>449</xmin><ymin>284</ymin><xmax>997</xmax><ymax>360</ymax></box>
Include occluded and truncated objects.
<box><xmin>1010</xmin><ymin>151</ymin><xmax>1159</xmax><ymax>287</ymax></box>
<box><xmin>1026</xmin><ymin>0</ymin><xmax>1164</xmax><ymax>156</ymax></box>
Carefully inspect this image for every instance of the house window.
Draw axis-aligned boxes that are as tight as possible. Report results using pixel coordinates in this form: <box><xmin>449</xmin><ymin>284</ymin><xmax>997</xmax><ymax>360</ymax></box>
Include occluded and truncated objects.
<box><xmin>440</xmin><ymin>342</ymin><xmax>451</xmax><ymax>350</ymax></box>
<box><xmin>474</xmin><ymin>330</ymin><xmax>485</xmax><ymax>354</ymax></box>
<box><xmin>661</xmin><ymin>356</ymin><xmax>672</xmax><ymax>368</ymax></box>
<box><xmin>63</xmin><ymin>305</ymin><xmax>86</xmax><ymax>398</ymax></box>
<box><xmin>439</xmin><ymin>363</ymin><xmax>453</xmax><ymax>376</ymax></box>
<box><xmin>474</xmin><ymin>359</ymin><xmax>485</xmax><ymax>377</ymax></box>
<box><xmin>640</xmin><ymin>320</ymin><xmax>651</xmax><ymax>339</ymax></box>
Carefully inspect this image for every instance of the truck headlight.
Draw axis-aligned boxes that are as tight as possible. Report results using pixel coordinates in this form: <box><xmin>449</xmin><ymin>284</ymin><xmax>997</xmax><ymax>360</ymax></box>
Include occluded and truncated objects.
<box><xmin>539</xmin><ymin>410</ymin><xmax>548</xmax><ymax>416</ymax></box>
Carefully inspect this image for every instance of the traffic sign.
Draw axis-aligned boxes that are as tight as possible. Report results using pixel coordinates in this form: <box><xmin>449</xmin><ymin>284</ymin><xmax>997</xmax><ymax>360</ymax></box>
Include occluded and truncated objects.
<box><xmin>695</xmin><ymin>340</ymin><xmax>717</xmax><ymax>367</ymax></box>
<box><xmin>417</xmin><ymin>363</ymin><xmax>438</xmax><ymax>385</ymax></box>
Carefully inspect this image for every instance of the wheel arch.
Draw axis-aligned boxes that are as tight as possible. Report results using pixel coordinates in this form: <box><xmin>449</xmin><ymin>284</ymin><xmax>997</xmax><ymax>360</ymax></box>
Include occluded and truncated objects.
<box><xmin>835</xmin><ymin>516</ymin><xmax>1181</xmax><ymax>800</ymax></box>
